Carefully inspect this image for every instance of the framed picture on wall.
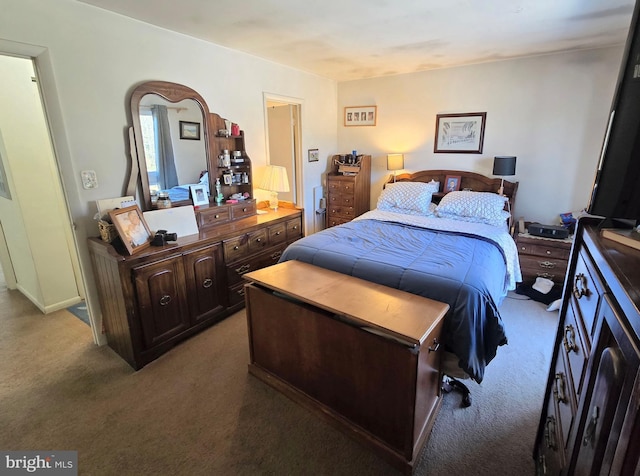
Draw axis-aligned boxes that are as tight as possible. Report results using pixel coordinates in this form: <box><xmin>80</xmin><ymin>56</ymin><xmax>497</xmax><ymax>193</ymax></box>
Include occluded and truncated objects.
<box><xmin>344</xmin><ymin>106</ymin><xmax>377</xmax><ymax>127</ymax></box>
<box><xmin>179</xmin><ymin>121</ymin><xmax>201</xmax><ymax>140</ymax></box>
<box><xmin>434</xmin><ymin>112</ymin><xmax>486</xmax><ymax>153</ymax></box>
<box><xmin>308</xmin><ymin>148</ymin><xmax>319</xmax><ymax>162</ymax></box>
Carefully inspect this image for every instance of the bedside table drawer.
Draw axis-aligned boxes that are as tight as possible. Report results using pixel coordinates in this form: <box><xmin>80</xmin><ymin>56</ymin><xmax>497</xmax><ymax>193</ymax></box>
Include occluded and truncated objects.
<box><xmin>518</xmin><ymin>241</ymin><xmax>571</xmax><ymax>260</ymax></box>
<box><xmin>519</xmin><ymin>255</ymin><xmax>568</xmax><ymax>274</ymax></box>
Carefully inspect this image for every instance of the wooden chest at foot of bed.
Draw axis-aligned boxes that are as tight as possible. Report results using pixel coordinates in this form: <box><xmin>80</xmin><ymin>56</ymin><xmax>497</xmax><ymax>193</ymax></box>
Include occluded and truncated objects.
<box><xmin>243</xmin><ymin>261</ymin><xmax>449</xmax><ymax>474</ymax></box>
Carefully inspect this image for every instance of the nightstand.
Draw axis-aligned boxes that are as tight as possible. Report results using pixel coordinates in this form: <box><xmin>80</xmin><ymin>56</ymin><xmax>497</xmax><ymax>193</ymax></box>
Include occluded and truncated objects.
<box><xmin>516</xmin><ymin>232</ymin><xmax>573</xmax><ymax>285</ymax></box>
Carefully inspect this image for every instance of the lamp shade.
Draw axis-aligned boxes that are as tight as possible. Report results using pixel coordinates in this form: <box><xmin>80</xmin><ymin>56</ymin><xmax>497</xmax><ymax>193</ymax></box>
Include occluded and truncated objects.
<box><xmin>387</xmin><ymin>154</ymin><xmax>404</xmax><ymax>171</ymax></box>
<box><xmin>492</xmin><ymin>156</ymin><xmax>517</xmax><ymax>176</ymax></box>
<box><xmin>259</xmin><ymin>165</ymin><xmax>290</xmax><ymax>193</ymax></box>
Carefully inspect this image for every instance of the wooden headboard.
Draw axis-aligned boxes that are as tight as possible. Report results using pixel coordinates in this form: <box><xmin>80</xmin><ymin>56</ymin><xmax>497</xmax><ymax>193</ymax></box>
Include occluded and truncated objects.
<box><xmin>387</xmin><ymin>169</ymin><xmax>519</xmax><ymax>213</ymax></box>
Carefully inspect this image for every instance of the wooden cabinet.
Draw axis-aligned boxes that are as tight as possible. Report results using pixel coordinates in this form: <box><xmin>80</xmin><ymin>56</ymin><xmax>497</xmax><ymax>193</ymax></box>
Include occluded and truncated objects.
<box><xmin>243</xmin><ymin>260</ymin><xmax>449</xmax><ymax>474</ymax></box>
<box><xmin>534</xmin><ymin>219</ymin><xmax>640</xmax><ymax>475</ymax></box>
<box><xmin>88</xmin><ymin>207</ymin><xmax>303</xmax><ymax>369</ymax></box>
<box><xmin>516</xmin><ymin>232</ymin><xmax>572</xmax><ymax>285</ymax></box>
<box><xmin>326</xmin><ymin>155</ymin><xmax>371</xmax><ymax>227</ymax></box>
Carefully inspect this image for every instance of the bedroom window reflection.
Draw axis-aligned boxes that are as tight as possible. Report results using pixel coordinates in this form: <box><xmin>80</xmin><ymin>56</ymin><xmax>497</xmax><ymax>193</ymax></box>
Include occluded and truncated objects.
<box><xmin>139</xmin><ymin>109</ymin><xmax>159</xmax><ymax>194</ymax></box>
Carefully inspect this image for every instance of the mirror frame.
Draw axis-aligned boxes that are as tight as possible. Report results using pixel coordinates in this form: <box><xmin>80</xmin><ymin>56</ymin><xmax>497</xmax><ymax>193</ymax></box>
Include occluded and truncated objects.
<box><xmin>130</xmin><ymin>81</ymin><xmax>211</xmax><ymax>211</ymax></box>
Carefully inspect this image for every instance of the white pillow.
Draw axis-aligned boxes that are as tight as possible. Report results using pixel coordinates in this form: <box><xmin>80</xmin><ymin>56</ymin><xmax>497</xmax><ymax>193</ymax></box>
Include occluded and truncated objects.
<box><xmin>437</xmin><ymin>210</ymin><xmax>511</xmax><ymax>228</ymax></box>
<box><xmin>436</xmin><ymin>191</ymin><xmax>508</xmax><ymax>223</ymax></box>
<box><xmin>377</xmin><ymin>182</ymin><xmax>435</xmax><ymax>215</ymax></box>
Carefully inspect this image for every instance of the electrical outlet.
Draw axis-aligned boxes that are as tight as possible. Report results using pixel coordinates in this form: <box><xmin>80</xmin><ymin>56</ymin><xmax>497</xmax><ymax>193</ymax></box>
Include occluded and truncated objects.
<box><xmin>81</xmin><ymin>170</ymin><xmax>98</xmax><ymax>190</ymax></box>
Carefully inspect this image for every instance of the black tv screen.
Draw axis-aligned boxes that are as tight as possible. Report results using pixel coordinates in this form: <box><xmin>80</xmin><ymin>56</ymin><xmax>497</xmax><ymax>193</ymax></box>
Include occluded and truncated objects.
<box><xmin>588</xmin><ymin>3</ymin><xmax>640</xmax><ymax>224</ymax></box>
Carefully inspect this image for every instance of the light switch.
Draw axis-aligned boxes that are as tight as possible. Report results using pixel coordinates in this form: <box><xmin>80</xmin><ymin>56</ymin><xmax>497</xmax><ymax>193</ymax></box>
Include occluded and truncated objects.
<box><xmin>81</xmin><ymin>170</ymin><xmax>98</xmax><ymax>190</ymax></box>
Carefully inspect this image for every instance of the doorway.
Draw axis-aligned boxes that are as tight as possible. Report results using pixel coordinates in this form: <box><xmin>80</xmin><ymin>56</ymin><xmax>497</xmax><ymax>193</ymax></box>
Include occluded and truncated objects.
<box><xmin>0</xmin><ymin>53</ymin><xmax>85</xmax><ymax>324</ymax></box>
<box><xmin>264</xmin><ymin>94</ymin><xmax>303</xmax><ymax>206</ymax></box>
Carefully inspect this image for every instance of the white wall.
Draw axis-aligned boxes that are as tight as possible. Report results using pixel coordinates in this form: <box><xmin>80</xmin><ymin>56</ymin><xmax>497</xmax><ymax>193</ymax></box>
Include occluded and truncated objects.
<box><xmin>337</xmin><ymin>47</ymin><xmax>624</xmax><ymax>224</ymax></box>
<box><xmin>0</xmin><ymin>55</ymin><xmax>80</xmax><ymax>312</ymax></box>
<box><xmin>1</xmin><ymin>0</ymin><xmax>338</xmax><ymax>342</ymax></box>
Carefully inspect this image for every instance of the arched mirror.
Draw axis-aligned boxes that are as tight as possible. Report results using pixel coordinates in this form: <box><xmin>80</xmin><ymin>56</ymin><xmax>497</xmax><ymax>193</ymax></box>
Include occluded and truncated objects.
<box><xmin>130</xmin><ymin>81</ymin><xmax>210</xmax><ymax>210</ymax></box>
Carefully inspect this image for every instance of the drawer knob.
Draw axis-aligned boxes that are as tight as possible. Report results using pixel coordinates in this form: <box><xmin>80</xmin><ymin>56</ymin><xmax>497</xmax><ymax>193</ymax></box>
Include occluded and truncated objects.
<box><xmin>256</xmin><ymin>238</ymin><xmax>261</xmax><ymax>242</ymax></box>
<box><xmin>159</xmin><ymin>294</ymin><xmax>172</xmax><ymax>306</ymax></box>
<box><xmin>243</xmin><ymin>207</ymin><xmax>248</xmax><ymax>212</ymax></box>
<box><xmin>539</xmin><ymin>261</ymin><xmax>555</xmax><ymax>269</ymax></box>
<box><xmin>292</xmin><ymin>225</ymin><xmax>298</xmax><ymax>230</ymax></box>
<box><xmin>235</xmin><ymin>263</ymin><xmax>251</xmax><ymax>274</ymax></box>
<box><xmin>275</xmin><ymin>231</ymin><xmax>281</xmax><ymax>235</ymax></box>
<box><xmin>270</xmin><ymin>251</ymin><xmax>282</xmax><ymax>261</ymax></box>
<box><xmin>546</xmin><ymin>250</ymin><xmax>551</xmax><ymax>255</ymax></box>
<box><xmin>573</xmin><ymin>273</ymin><xmax>590</xmax><ymax>300</ymax></box>
<box><xmin>544</xmin><ymin>416</ymin><xmax>557</xmax><ymax>450</ymax></box>
<box><xmin>215</xmin><ymin>214</ymin><xmax>220</xmax><ymax>219</ymax></box>
<box><xmin>237</xmin><ymin>287</ymin><xmax>246</xmax><ymax>296</ymax></box>
<box><xmin>563</xmin><ymin>324</ymin><xmax>578</xmax><ymax>353</ymax></box>
<box><xmin>202</xmin><ymin>278</ymin><xmax>213</xmax><ymax>289</ymax></box>
<box><xmin>537</xmin><ymin>272</ymin><xmax>555</xmax><ymax>280</ymax></box>
<box><xmin>428</xmin><ymin>338</ymin><xmax>440</xmax><ymax>353</ymax></box>
<box><xmin>554</xmin><ymin>372</ymin><xmax>568</xmax><ymax>404</ymax></box>
<box><xmin>233</xmin><ymin>245</ymin><xmax>240</xmax><ymax>250</ymax></box>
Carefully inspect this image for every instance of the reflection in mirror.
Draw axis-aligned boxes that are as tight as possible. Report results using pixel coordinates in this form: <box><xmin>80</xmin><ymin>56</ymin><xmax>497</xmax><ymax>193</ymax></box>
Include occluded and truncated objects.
<box><xmin>130</xmin><ymin>81</ymin><xmax>211</xmax><ymax>211</ymax></box>
<box><xmin>138</xmin><ymin>96</ymin><xmax>207</xmax><ymax>200</ymax></box>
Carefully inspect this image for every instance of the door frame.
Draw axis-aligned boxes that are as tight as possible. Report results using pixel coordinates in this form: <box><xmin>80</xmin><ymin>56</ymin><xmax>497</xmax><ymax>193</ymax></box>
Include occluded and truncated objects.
<box><xmin>0</xmin><ymin>40</ymin><xmax>98</xmax><ymax>343</ymax></box>
<box><xmin>263</xmin><ymin>93</ymin><xmax>303</xmax><ymax>208</ymax></box>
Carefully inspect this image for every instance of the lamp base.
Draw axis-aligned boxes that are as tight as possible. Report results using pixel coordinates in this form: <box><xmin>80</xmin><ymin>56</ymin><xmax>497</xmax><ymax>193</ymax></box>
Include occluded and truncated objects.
<box><xmin>497</xmin><ymin>178</ymin><xmax>505</xmax><ymax>196</ymax></box>
<box><xmin>268</xmin><ymin>191</ymin><xmax>279</xmax><ymax>210</ymax></box>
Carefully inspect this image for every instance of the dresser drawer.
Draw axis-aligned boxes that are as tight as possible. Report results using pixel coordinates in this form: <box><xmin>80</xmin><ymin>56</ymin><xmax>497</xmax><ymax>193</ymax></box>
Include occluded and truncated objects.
<box><xmin>227</xmin><ymin>245</ymin><xmax>287</xmax><ymax>286</ymax></box>
<box><xmin>328</xmin><ymin>216</ymin><xmax>351</xmax><ymax>228</ymax></box>
<box><xmin>562</xmin><ymin>301</ymin><xmax>588</xmax><ymax>399</ymax></box>
<box><xmin>268</xmin><ymin>222</ymin><xmax>287</xmax><ymax>246</ymax></box>
<box><xmin>328</xmin><ymin>193</ymin><xmax>355</xmax><ymax>207</ymax></box>
<box><xmin>327</xmin><ymin>179</ymin><xmax>356</xmax><ymax>194</ymax></box>
<box><xmin>554</xmin><ymin>351</ymin><xmax>577</xmax><ymax>450</ymax></box>
<box><xmin>328</xmin><ymin>205</ymin><xmax>355</xmax><ymax>219</ymax></box>
<box><xmin>570</xmin><ymin>250</ymin><xmax>603</xmax><ymax>341</ymax></box>
<box><xmin>247</xmin><ymin>228</ymin><xmax>268</xmax><ymax>254</ymax></box>
<box><xmin>198</xmin><ymin>207</ymin><xmax>230</xmax><ymax>228</ymax></box>
<box><xmin>223</xmin><ymin>235</ymin><xmax>249</xmax><ymax>263</ymax></box>
<box><xmin>286</xmin><ymin>217</ymin><xmax>303</xmax><ymax>240</ymax></box>
<box><xmin>230</xmin><ymin>201</ymin><xmax>256</xmax><ymax>219</ymax></box>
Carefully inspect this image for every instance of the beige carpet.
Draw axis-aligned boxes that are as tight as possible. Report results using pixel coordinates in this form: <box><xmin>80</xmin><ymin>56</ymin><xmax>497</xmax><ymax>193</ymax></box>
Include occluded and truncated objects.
<box><xmin>0</xmin><ymin>284</ymin><xmax>557</xmax><ymax>476</ymax></box>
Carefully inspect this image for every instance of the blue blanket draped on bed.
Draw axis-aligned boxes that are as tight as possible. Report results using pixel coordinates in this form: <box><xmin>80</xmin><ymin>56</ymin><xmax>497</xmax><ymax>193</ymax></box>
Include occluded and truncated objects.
<box><xmin>278</xmin><ymin>218</ymin><xmax>509</xmax><ymax>383</ymax></box>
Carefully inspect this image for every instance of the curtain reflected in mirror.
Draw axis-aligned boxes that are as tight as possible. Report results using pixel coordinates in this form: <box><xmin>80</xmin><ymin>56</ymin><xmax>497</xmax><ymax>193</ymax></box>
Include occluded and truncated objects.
<box><xmin>138</xmin><ymin>95</ymin><xmax>207</xmax><ymax>202</ymax></box>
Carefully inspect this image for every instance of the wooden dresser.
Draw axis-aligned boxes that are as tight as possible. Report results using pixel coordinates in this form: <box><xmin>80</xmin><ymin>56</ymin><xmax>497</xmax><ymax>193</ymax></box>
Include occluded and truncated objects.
<box><xmin>534</xmin><ymin>218</ymin><xmax>640</xmax><ymax>475</ymax></box>
<box><xmin>516</xmin><ymin>232</ymin><xmax>572</xmax><ymax>285</ymax></box>
<box><xmin>89</xmin><ymin>206</ymin><xmax>302</xmax><ymax>369</ymax></box>
<box><xmin>326</xmin><ymin>154</ymin><xmax>371</xmax><ymax>227</ymax></box>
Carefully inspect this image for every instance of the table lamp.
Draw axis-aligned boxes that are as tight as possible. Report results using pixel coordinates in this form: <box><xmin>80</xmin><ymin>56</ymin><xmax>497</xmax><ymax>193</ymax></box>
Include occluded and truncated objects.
<box><xmin>387</xmin><ymin>154</ymin><xmax>404</xmax><ymax>182</ymax></box>
<box><xmin>260</xmin><ymin>165</ymin><xmax>290</xmax><ymax>210</ymax></box>
<box><xmin>492</xmin><ymin>156</ymin><xmax>516</xmax><ymax>195</ymax></box>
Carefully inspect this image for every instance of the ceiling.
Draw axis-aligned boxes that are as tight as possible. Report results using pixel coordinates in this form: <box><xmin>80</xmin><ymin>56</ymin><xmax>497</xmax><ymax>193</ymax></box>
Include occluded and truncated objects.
<box><xmin>78</xmin><ymin>0</ymin><xmax>635</xmax><ymax>81</ymax></box>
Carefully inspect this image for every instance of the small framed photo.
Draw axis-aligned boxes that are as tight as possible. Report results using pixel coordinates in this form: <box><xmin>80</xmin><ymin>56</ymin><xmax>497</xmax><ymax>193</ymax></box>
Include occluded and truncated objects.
<box><xmin>444</xmin><ymin>175</ymin><xmax>462</xmax><ymax>193</ymax></box>
<box><xmin>434</xmin><ymin>112</ymin><xmax>486</xmax><ymax>153</ymax></box>
<box><xmin>308</xmin><ymin>148</ymin><xmax>319</xmax><ymax>162</ymax></box>
<box><xmin>223</xmin><ymin>173</ymin><xmax>233</xmax><ymax>185</ymax></box>
<box><xmin>179</xmin><ymin>121</ymin><xmax>201</xmax><ymax>140</ymax></box>
<box><xmin>109</xmin><ymin>205</ymin><xmax>152</xmax><ymax>255</ymax></box>
<box><xmin>190</xmin><ymin>184</ymin><xmax>209</xmax><ymax>206</ymax></box>
<box><xmin>344</xmin><ymin>106</ymin><xmax>377</xmax><ymax>127</ymax></box>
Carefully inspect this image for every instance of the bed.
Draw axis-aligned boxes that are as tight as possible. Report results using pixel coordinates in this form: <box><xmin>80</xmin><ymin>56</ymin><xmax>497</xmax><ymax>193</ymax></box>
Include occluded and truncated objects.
<box><xmin>279</xmin><ymin>170</ymin><xmax>521</xmax><ymax>383</ymax></box>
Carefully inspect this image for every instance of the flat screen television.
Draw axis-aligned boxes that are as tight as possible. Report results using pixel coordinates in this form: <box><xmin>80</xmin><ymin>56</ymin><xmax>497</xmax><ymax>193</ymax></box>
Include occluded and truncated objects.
<box><xmin>588</xmin><ymin>2</ymin><xmax>640</xmax><ymax>227</ymax></box>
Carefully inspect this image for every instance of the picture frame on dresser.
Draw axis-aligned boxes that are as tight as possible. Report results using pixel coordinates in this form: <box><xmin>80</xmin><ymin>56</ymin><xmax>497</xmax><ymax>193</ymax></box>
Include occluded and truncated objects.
<box><xmin>109</xmin><ymin>205</ymin><xmax>152</xmax><ymax>255</ymax></box>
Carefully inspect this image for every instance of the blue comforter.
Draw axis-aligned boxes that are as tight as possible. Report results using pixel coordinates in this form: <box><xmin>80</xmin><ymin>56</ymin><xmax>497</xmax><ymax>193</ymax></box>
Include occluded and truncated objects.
<box><xmin>279</xmin><ymin>214</ymin><xmax>514</xmax><ymax>383</ymax></box>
